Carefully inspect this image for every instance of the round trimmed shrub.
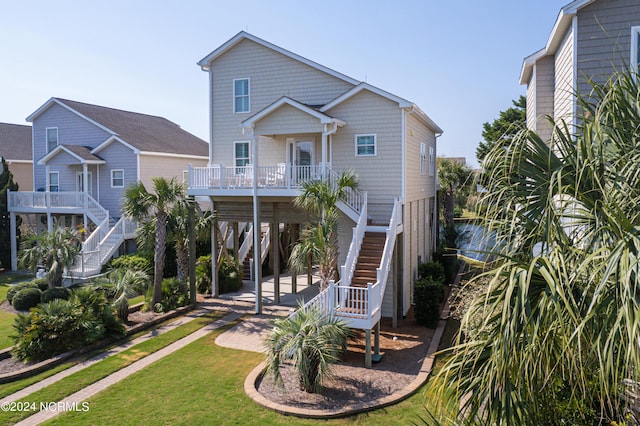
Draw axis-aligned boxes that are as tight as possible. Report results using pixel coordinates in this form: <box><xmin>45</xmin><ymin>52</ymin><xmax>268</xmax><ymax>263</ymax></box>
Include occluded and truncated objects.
<box><xmin>33</xmin><ymin>278</ymin><xmax>49</xmax><ymax>291</ymax></box>
<box><xmin>7</xmin><ymin>282</ymin><xmax>38</xmax><ymax>305</ymax></box>
<box><xmin>41</xmin><ymin>287</ymin><xmax>71</xmax><ymax>303</ymax></box>
<box><xmin>413</xmin><ymin>276</ymin><xmax>445</xmax><ymax>328</ymax></box>
<box><xmin>110</xmin><ymin>254</ymin><xmax>153</xmax><ymax>275</ymax></box>
<box><xmin>12</xmin><ymin>287</ymin><xmax>42</xmax><ymax>311</ymax></box>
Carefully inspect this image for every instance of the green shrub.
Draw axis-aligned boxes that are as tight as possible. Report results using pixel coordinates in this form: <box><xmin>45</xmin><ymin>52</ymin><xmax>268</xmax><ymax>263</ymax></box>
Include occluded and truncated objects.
<box><xmin>7</xmin><ymin>282</ymin><xmax>38</xmax><ymax>304</ymax></box>
<box><xmin>414</xmin><ymin>276</ymin><xmax>445</xmax><ymax>328</ymax></box>
<box><xmin>12</xmin><ymin>287</ymin><xmax>43</xmax><ymax>311</ymax></box>
<box><xmin>11</xmin><ymin>288</ymin><xmax>124</xmax><ymax>361</ymax></box>
<box><xmin>219</xmin><ymin>256</ymin><xmax>242</xmax><ymax>294</ymax></box>
<box><xmin>109</xmin><ymin>254</ymin><xmax>153</xmax><ymax>275</ymax></box>
<box><xmin>196</xmin><ymin>255</ymin><xmax>212</xmax><ymax>295</ymax></box>
<box><xmin>33</xmin><ymin>278</ymin><xmax>49</xmax><ymax>291</ymax></box>
<box><xmin>418</xmin><ymin>261</ymin><xmax>445</xmax><ymax>284</ymax></box>
<box><xmin>148</xmin><ymin>277</ymin><xmax>189</xmax><ymax>312</ymax></box>
<box><xmin>41</xmin><ymin>287</ymin><xmax>71</xmax><ymax>303</ymax></box>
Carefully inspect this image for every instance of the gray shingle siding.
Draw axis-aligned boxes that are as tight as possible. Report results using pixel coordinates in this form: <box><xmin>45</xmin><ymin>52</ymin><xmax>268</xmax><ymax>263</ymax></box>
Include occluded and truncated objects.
<box><xmin>97</xmin><ymin>141</ymin><xmax>137</xmax><ymax>216</ymax></box>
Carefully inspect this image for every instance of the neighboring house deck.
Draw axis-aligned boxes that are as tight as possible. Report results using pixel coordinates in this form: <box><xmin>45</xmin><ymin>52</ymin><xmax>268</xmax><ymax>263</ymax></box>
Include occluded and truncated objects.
<box><xmin>521</xmin><ymin>0</ymin><xmax>640</xmax><ymax>139</ymax></box>
<box><xmin>0</xmin><ymin>122</ymin><xmax>33</xmax><ymax>191</ymax></box>
<box><xmin>8</xmin><ymin>98</ymin><xmax>209</xmax><ymax>278</ymax></box>
<box><xmin>190</xmin><ymin>32</ymin><xmax>442</xmax><ymax>366</ymax></box>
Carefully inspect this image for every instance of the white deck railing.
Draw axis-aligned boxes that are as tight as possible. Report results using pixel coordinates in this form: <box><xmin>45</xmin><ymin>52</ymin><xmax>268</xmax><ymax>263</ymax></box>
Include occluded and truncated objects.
<box><xmin>340</xmin><ymin>192</ymin><xmax>368</xmax><ymax>288</ymax></box>
<box><xmin>8</xmin><ymin>190</ymin><xmax>84</xmax><ymax>210</ymax></box>
<box><xmin>189</xmin><ymin>164</ymin><xmax>323</xmax><ymax>190</ymax></box>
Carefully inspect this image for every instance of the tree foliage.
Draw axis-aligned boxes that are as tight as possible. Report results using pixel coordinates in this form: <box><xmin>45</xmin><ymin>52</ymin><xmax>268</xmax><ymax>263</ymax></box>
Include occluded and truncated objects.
<box><xmin>476</xmin><ymin>95</ymin><xmax>526</xmax><ymax>163</ymax></box>
<box><xmin>440</xmin><ymin>71</ymin><xmax>640</xmax><ymax>424</ymax></box>
<box><xmin>0</xmin><ymin>157</ymin><xmax>19</xmax><ymax>269</ymax></box>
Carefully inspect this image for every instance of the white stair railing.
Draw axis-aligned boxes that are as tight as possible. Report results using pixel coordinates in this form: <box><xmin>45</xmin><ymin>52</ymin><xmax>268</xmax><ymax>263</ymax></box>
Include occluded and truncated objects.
<box><xmin>340</xmin><ymin>192</ymin><xmax>368</xmax><ymax>288</ymax></box>
<box><xmin>238</xmin><ymin>225</ymin><xmax>254</xmax><ymax>264</ymax></box>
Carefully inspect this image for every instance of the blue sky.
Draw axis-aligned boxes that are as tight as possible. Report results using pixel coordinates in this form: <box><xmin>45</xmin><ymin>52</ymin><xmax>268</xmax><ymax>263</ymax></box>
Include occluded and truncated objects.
<box><xmin>0</xmin><ymin>0</ymin><xmax>569</xmax><ymax>168</ymax></box>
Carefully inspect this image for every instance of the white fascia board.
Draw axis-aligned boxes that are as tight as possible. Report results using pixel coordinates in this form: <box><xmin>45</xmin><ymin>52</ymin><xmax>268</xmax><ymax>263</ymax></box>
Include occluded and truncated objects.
<box><xmin>37</xmin><ymin>145</ymin><xmax>105</xmax><ymax>165</ymax></box>
<box><xmin>5</xmin><ymin>159</ymin><xmax>32</xmax><ymax>164</ymax></box>
<box><xmin>241</xmin><ymin>97</ymin><xmax>337</xmax><ymax>128</ymax></box>
<box><xmin>408</xmin><ymin>105</ymin><xmax>443</xmax><ymax>135</ymax></box>
<box><xmin>27</xmin><ymin>98</ymin><xmax>115</xmax><ymax>136</ymax></box>
<box><xmin>520</xmin><ymin>48</ymin><xmax>547</xmax><ymax>85</ymax></box>
<box><xmin>198</xmin><ymin>31</ymin><xmax>359</xmax><ymax>86</ymax></box>
<box><xmin>138</xmin><ymin>151</ymin><xmax>209</xmax><ymax>160</ymax></box>
<box><xmin>321</xmin><ymin>83</ymin><xmax>413</xmax><ymax>112</ymax></box>
<box><xmin>92</xmin><ymin>135</ymin><xmax>139</xmax><ymax>155</ymax></box>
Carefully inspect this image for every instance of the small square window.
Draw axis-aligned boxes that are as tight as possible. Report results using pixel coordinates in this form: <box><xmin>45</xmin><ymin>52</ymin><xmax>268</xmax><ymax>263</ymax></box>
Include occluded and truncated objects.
<box><xmin>234</xmin><ymin>79</ymin><xmax>250</xmax><ymax>113</ymax></box>
<box><xmin>355</xmin><ymin>134</ymin><xmax>376</xmax><ymax>156</ymax></box>
<box><xmin>49</xmin><ymin>171</ymin><xmax>59</xmax><ymax>192</ymax></box>
<box><xmin>46</xmin><ymin>128</ymin><xmax>58</xmax><ymax>152</ymax></box>
<box><xmin>111</xmin><ymin>169</ymin><xmax>124</xmax><ymax>188</ymax></box>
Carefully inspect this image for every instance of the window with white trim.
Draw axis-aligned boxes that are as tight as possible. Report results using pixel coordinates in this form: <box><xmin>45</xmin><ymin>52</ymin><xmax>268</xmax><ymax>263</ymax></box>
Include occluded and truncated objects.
<box><xmin>420</xmin><ymin>143</ymin><xmax>427</xmax><ymax>175</ymax></box>
<box><xmin>234</xmin><ymin>141</ymin><xmax>250</xmax><ymax>173</ymax></box>
<box><xmin>182</xmin><ymin>170</ymin><xmax>188</xmax><ymax>184</ymax></box>
<box><xmin>46</xmin><ymin>128</ymin><xmax>58</xmax><ymax>152</ymax></box>
<box><xmin>49</xmin><ymin>171</ymin><xmax>59</xmax><ymax>192</ymax></box>
<box><xmin>234</xmin><ymin>78</ymin><xmax>250</xmax><ymax>113</ymax></box>
<box><xmin>355</xmin><ymin>134</ymin><xmax>376</xmax><ymax>156</ymax></box>
<box><xmin>111</xmin><ymin>169</ymin><xmax>124</xmax><ymax>188</ymax></box>
<box><xmin>632</xmin><ymin>26</ymin><xmax>640</xmax><ymax>73</ymax></box>
<box><xmin>429</xmin><ymin>146</ymin><xmax>435</xmax><ymax>176</ymax></box>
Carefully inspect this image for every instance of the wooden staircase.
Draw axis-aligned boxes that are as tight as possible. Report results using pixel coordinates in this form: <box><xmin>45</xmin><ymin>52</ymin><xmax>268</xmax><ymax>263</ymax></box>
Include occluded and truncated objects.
<box><xmin>351</xmin><ymin>232</ymin><xmax>385</xmax><ymax>287</ymax></box>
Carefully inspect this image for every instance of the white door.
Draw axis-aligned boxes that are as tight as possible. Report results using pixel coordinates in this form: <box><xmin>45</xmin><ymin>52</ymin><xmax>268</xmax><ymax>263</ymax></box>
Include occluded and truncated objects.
<box><xmin>76</xmin><ymin>171</ymin><xmax>93</xmax><ymax>196</ymax></box>
<box><xmin>287</xmin><ymin>140</ymin><xmax>314</xmax><ymax>182</ymax></box>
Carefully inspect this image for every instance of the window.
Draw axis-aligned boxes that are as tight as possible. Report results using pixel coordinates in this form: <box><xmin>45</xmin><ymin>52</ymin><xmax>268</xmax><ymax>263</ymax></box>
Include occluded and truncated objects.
<box><xmin>182</xmin><ymin>170</ymin><xmax>188</xmax><ymax>184</ymax></box>
<box><xmin>632</xmin><ymin>26</ymin><xmax>640</xmax><ymax>73</ymax></box>
<box><xmin>234</xmin><ymin>78</ymin><xmax>250</xmax><ymax>113</ymax></box>
<box><xmin>234</xmin><ymin>141</ymin><xmax>250</xmax><ymax>173</ymax></box>
<box><xmin>355</xmin><ymin>134</ymin><xmax>376</xmax><ymax>156</ymax></box>
<box><xmin>111</xmin><ymin>169</ymin><xmax>124</xmax><ymax>188</ymax></box>
<box><xmin>420</xmin><ymin>143</ymin><xmax>427</xmax><ymax>175</ymax></box>
<box><xmin>46</xmin><ymin>128</ymin><xmax>58</xmax><ymax>152</ymax></box>
<box><xmin>49</xmin><ymin>171</ymin><xmax>59</xmax><ymax>192</ymax></box>
<box><xmin>429</xmin><ymin>146</ymin><xmax>435</xmax><ymax>176</ymax></box>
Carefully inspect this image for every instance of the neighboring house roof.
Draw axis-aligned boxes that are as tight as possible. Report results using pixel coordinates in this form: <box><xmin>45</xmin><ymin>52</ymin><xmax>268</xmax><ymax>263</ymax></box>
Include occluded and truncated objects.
<box><xmin>520</xmin><ymin>0</ymin><xmax>597</xmax><ymax>84</ymax></box>
<box><xmin>197</xmin><ymin>31</ymin><xmax>360</xmax><ymax>86</ymax></box>
<box><xmin>0</xmin><ymin>122</ymin><xmax>32</xmax><ymax>162</ymax></box>
<box><xmin>27</xmin><ymin>98</ymin><xmax>208</xmax><ymax>157</ymax></box>
<box><xmin>38</xmin><ymin>144</ymin><xmax>105</xmax><ymax>165</ymax></box>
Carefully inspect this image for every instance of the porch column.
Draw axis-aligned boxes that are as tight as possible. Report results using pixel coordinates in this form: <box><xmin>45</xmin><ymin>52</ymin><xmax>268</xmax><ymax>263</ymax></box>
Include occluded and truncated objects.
<box><xmin>290</xmin><ymin>224</ymin><xmax>298</xmax><ymax>294</ymax></box>
<box><xmin>321</xmin><ymin>128</ymin><xmax>327</xmax><ymax>180</ymax></box>
<box><xmin>249</xmin><ymin>128</ymin><xmax>262</xmax><ymax>314</ymax></box>
<box><xmin>83</xmin><ymin>163</ymin><xmax>88</xmax><ymax>226</ymax></box>
<box><xmin>10</xmin><ymin>212</ymin><xmax>17</xmax><ymax>271</ymax></box>
<box><xmin>372</xmin><ymin>321</ymin><xmax>383</xmax><ymax>363</ymax></box>
<box><xmin>45</xmin><ymin>165</ymin><xmax>52</xmax><ymax>232</ymax></box>
<box><xmin>210</xmin><ymin>199</ymin><xmax>219</xmax><ymax>297</ymax></box>
<box><xmin>232</xmin><ymin>222</ymin><xmax>240</xmax><ymax>268</ymax></box>
<box><xmin>365</xmin><ymin>329</ymin><xmax>372</xmax><ymax>368</ymax></box>
<box><xmin>271</xmin><ymin>220</ymin><xmax>280</xmax><ymax>304</ymax></box>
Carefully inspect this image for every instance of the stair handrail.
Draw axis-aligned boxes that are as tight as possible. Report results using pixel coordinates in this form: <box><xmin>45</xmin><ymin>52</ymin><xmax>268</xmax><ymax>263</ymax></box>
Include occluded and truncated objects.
<box><xmin>238</xmin><ymin>224</ymin><xmax>254</xmax><ymax>264</ymax></box>
<box><xmin>372</xmin><ymin>198</ymin><xmax>402</xmax><ymax>318</ymax></box>
<box><xmin>98</xmin><ymin>217</ymin><xmax>133</xmax><ymax>263</ymax></box>
<box><xmin>260</xmin><ymin>227</ymin><xmax>271</xmax><ymax>263</ymax></box>
<box><xmin>340</xmin><ymin>191</ymin><xmax>368</xmax><ymax>288</ymax></box>
<box><xmin>328</xmin><ymin>169</ymin><xmax>365</xmax><ymax>216</ymax></box>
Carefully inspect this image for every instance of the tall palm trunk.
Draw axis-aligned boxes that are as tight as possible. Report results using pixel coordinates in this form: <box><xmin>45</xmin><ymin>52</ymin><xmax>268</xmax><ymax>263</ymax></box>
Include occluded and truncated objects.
<box><xmin>153</xmin><ymin>211</ymin><xmax>167</xmax><ymax>308</ymax></box>
<box><xmin>175</xmin><ymin>241</ymin><xmax>189</xmax><ymax>283</ymax></box>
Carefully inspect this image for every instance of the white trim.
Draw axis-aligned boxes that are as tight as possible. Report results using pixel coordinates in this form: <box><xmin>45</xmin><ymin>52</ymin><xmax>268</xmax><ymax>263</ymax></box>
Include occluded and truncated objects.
<box><xmin>48</xmin><ymin>171</ymin><xmax>59</xmax><ymax>192</ymax></box>
<box><xmin>198</xmin><ymin>31</ymin><xmax>359</xmax><ymax>86</ymax></box>
<box><xmin>4</xmin><ymin>160</ymin><xmax>32</xmax><ymax>164</ymax></box>
<box><xmin>38</xmin><ymin>144</ymin><xmax>105</xmax><ymax>165</ymax></box>
<box><xmin>241</xmin><ymin>96</ymin><xmax>342</xmax><ymax>129</ymax></box>
<box><xmin>428</xmin><ymin>146</ymin><xmax>435</xmax><ymax>177</ymax></box>
<box><xmin>209</xmin><ymin>67</ymin><xmax>214</xmax><ymax>163</ymax></box>
<box><xmin>138</xmin><ymin>151</ymin><xmax>208</xmax><ymax>160</ymax></box>
<box><xmin>233</xmin><ymin>140</ymin><xmax>251</xmax><ymax>173</ymax></box>
<box><xmin>76</xmin><ymin>171</ymin><xmax>93</xmax><ymax>195</ymax></box>
<box><xmin>631</xmin><ymin>26</ymin><xmax>640</xmax><ymax>73</ymax></box>
<box><xmin>111</xmin><ymin>169</ymin><xmax>125</xmax><ymax>188</ymax></box>
<box><xmin>45</xmin><ymin>127</ymin><xmax>58</xmax><ymax>153</ymax></box>
<box><xmin>233</xmin><ymin>78</ymin><xmax>250</xmax><ymax>114</ymax></box>
<box><xmin>572</xmin><ymin>15</ymin><xmax>579</xmax><ymax>129</ymax></box>
<box><xmin>136</xmin><ymin>153</ymin><xmax>141</xmax><ymax>182</ymax></box>
<box><xmin>92</xmin><ymin>135</ymin><xmax>140</xmax><ymax>155</ymax></box>
<box><xmin>355</xmin><ymin>134</ymin><xmax>376</xmax><ymax>157</ymax></box>
<box><xmin>27</xmin><ymin>98</ymin><xmax>115</xmax><ymax>136</ymax></box>
<box><xmin>420</xmin><ymin>142</ymin><xmax>427</xmax><ymax>176</ymax></box>
<box><xmin>401</xmin><ymin>109</ymin><xmax>406</xmax><ymax>202</ymax></box>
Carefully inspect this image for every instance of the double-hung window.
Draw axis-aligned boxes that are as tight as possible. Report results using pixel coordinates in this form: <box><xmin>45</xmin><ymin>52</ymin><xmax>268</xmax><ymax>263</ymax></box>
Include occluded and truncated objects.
<box><xmin>355</xmin><ymin>134</ymin><xmax>376</xmax><ymax>156</ymax></box>
<box><xmin>632</xmin><ymin>26</ymin><xmax>640</xmax><ymax>74</ymax></box>
<box><xmin>46</xmin><ymin>128</ymin><xmax>58</xmax><ymax>152</ymax></box>
<box><xmin>111</xmin><ymin>169</ymin><xmax>124</xmax><ymax>188</ymax></box>
<box><xmin>234</xmin><ymin>78</ymin><xmax>250</xmax><ymax>113</ymax></box>
<box><xmin>429</xmin><ymin>146</ymin><xmax>435</xmax><ymax>176</ymax></box>
<box><xmin>420</xmin><ymin>143</ymin><xmax>427</xmax><ymax>175</ymax></box>
<box><xmin>49</xmin><ymin>171</ymin><xmax>59</xmax><ymax>192</ymax></box>
<box><xmin>234</xmin><ymin>141</ymin><xmax>250</xmax><ymax>174</ymax></box>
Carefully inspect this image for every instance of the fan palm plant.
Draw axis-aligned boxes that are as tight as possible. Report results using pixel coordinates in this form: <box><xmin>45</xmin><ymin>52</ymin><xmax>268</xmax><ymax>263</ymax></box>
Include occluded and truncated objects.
<box><xmin>95</xmin><ymin>268</ymin><xmax>150</xmax><ymax>322</ymax></box>
<box><xmin>264</xmin><ymin>302</ymin><xmax>350</xmax><ymax>393</ymax></box>
<box><xmin>439</xmin><ymin>70</ymin><xmax>640</xmax><ymax>424</ymax></box>
<box><xmin>122</xmin><ymin>177</ymin><xmax>185</xmax><ymax>309</ymax></box>
<box><xmin>18</xmin><ymin>227</ymin><xmax>81</xmax><ymax>288</ymax></box>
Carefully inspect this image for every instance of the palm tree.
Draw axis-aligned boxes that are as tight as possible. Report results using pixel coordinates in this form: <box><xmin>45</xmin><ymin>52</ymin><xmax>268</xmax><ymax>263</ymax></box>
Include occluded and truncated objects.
<box><xmin>439</xmin><ymin>71</ymin><xmax>640</xmax><ymax>424</ymax></box>
<box><xmin>290</xmin><ymin>171</ymin><xmax>357</xmax><ymax>290</ymax></box>
<box><xmin>19</xmin><ymin>227</ymin><xmax>81</xmax><ymax>288</ymax></box>
<box><xmin>122</xmin><ymin>177</ymin><xmax>185</xmax><ymax>309</ymax></box>
<box><xmin>95</xmin><ymin>268</ymin><xmax>149</xmax><ymax>322</ymax></box>
<box><xmin>264</xmin><ymin>302</ymin><xmax>350</xmax><ymax>393</ymax></box>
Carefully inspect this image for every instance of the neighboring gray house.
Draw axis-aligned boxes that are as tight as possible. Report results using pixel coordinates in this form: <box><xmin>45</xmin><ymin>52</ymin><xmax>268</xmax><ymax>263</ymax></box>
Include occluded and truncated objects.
<box><xmin>189</xmin><ymin>32</ymin><xmax>442</xmax><ymax>365</ymax></box>
<box><xmin>8</xmin><ymin>98</ymin><xmax>209</xmax><ymax>276</ymax></box>
<box><xmin>521</xmin><ymin>0</ymin><xmax>640</xmax><ymax>140</ymax></box>
<box><xmin>0</xmin><ymin>122</ymin><xmax>33</xmax><ymax>191</ymax></box>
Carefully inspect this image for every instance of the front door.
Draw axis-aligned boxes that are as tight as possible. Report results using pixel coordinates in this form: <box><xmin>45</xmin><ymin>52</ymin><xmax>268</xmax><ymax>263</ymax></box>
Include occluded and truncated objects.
<box><xmin>76</xmin><ymin>171</ymin><xmax>93</xmax><ymax>196</ymax></box>
<box><xmin>288</xmin><ymin>140</ymin><xmax>314</xmax><ymax>182</ymax></box>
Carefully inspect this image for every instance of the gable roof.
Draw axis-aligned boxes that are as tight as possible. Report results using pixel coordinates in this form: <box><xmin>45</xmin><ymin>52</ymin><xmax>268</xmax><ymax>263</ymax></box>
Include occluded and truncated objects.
<box><xmin>242</xmin><ymin>96</ymin><xmax>345</xmax><ymax>129</ymax></box>
<box><xmin>198</xmin><ymin>31</ymin><xmax>360</xmax><ymax>86</ymax></box>
<box><xmin>0</xmin><ymin>122</ymin><xmax>32</xmax><ymax>162</ymax></box>
<box><xmin>520</xmin><ymin>0</ymin><xmax>597</xmax><ymax>84</ymax></box>
<box><xmin>27</xmin><ymin>98</ymin><xmax>208</xmax><ymax>157</ymax></box>
<box><xmin>38</xmin><ymin>144</ymin><xmax>105</xmax><ymax>165</ymax></box>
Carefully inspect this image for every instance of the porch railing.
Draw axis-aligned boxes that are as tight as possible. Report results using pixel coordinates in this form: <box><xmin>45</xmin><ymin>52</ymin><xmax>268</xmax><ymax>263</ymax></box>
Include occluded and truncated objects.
<box><xmin>189</xmin><ymin>164</ymin><xmax>324</xmax><ymax>190</ymax></box>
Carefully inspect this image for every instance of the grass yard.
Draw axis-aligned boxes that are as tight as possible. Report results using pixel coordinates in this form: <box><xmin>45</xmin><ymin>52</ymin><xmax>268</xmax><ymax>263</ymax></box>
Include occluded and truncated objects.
<box><xmin>48</xmin><ymin>323</ymin><xmax>453</xmax><ymax>426</ymax></box>
<box><xmin>0</xmin><ymin>311</ymin><xmax>225</xmax><ymax>425</ymax></box>
<box><xmin>0</xmin><ymin>272</ymin><xmax>32</xmax><ymax>349</ymax></box>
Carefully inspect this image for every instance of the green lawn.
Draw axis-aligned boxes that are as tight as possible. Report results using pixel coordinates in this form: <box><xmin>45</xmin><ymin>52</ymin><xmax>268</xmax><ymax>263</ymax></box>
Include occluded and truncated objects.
<box><xmin>48</xmin><ymin>324</ymin><xmax>446</xmax><ymax>426</ymax></box>
<box><xmin>0</xmin><ymin>272</ymin><xmax>32</xmax><ymax>349</ymax></box>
